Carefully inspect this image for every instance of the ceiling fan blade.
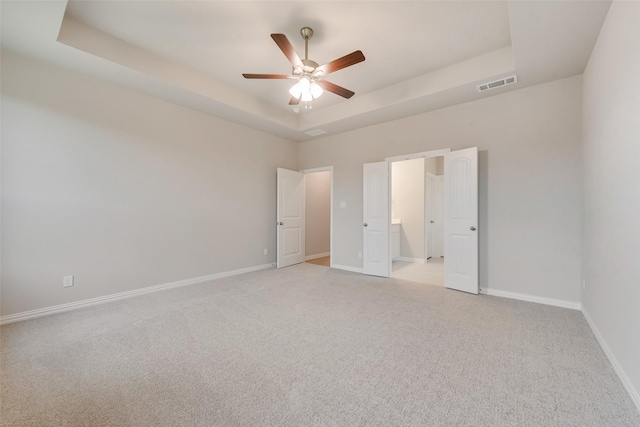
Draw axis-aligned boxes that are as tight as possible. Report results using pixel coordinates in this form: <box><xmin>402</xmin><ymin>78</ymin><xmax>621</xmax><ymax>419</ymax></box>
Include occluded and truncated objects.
<box><xmin>271</xmin><ymin>34</ymin><xmax>303</xmax><ymax>69</ymax></box>
<box><xmin>289</xmin><ymin>96</ymin><xmax>301</xmax><ymax>106</ymax></box>
<box><xmin>317</xmin><ymin>80</ymin><xmax>355</xmax><ymax>99</ymax></box>
<box><xmin>315</xmin><ymin>50</ymin><xmax>365</xmax><ymax>76</ymax></box>
<box><xmin>242</xmin><ymin>74</ymin><xmax>291</xmax><ymax>79</ymax></box>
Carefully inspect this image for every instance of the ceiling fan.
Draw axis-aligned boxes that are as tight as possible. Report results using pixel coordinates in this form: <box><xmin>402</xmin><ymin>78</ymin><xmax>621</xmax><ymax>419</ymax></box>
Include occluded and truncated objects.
<box><xmin>242</xmin><ymin>27</ymin><xmax>365</xmax><ymax>106</ymax></box>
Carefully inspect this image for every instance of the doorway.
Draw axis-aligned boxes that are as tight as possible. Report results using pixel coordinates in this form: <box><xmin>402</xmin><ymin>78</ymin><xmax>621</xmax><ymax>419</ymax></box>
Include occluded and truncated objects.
<box><xmin>276</xmin><ymin>167</ymin><xmax>333</xmax><ymax>269</ymax></box>
<box><xmin>363</xmin><ymin>147</ymin><xmax>478</xmax><ymax>294</ymax></box>
<box><xmin>390</xmin><ymin>156</ymin><xmax>445</xmax><ymax>286</ymax></box>
<box><xmin>303</xmin><ymin>168</ymin><xmax>332</xmax><ymax>267</ymax></box>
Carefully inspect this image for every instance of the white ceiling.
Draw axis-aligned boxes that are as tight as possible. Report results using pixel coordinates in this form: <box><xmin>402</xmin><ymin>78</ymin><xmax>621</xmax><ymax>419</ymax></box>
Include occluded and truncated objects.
<box><xmin>1</xmin><ymin>1</ymin><xmax>611</xmax><ymax>142</ymax></box>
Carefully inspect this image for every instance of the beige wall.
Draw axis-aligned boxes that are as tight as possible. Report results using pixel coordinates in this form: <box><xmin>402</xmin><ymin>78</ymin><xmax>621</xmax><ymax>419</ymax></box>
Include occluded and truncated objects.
<box><xmin>1</xmin><ymin>52</ymin><xmax>298</xmax><ymax>316</ymax></box>
<box><xmin>391</xmin><ymin>158</ymin><xmax>424</xmax><ymax>260</ymax></box>
<box><xmin>1</xmin><ymin>52</ymin><xmax>586</xmax><ymax>317</ymax></box>
<box><xmin>436</xmin><ymin>157</ymin><xmax>444</xmax><ymax>176</ymax></box>
<box><xmin>582</xmin><ymin>0</ymin><xmax>640</xmax><ymax>405</ymax></box>
<box><xmin>304</xmin><ymin>171</ymin><xmax>331</xmax><ymax>257</ymax></box>
<box><xmin>425</xmin><ymin>157</ymin><xmax>438</xmax><ymax>175</ymax></box>
<box><xmin>298</xmin><ymin>75</ymin><xmax>583</xmax><ymax>303</ymax></box>
<box><xmin>424</xmin><ymin>157</ymin><xmax>444</xmax><ymax>176</ymax></box>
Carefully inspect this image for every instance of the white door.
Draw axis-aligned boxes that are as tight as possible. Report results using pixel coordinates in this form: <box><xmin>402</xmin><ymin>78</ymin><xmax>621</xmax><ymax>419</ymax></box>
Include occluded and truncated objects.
<box><xmin>363</xmin><ymin>162</ymin><xmax>390</xmax><ymax>277</ymax></box>
<box><xmin>435</xmin><ymin>175</ymin><xmax>444</xmax><ymax>257</ymax></box>
<box><xmin>277</xmin><ymin>168</ymin><xmax>305</xmax><ymax>268</ymax></box>
<box><xmin>443</xmin><ymin>147</ymin><xmax>478</xmax><ymax>294</ymax></box>
<box><xmin>425</xmin><ymin>172</ymin><xmax>436</xmax><ymax>260</ymax></box>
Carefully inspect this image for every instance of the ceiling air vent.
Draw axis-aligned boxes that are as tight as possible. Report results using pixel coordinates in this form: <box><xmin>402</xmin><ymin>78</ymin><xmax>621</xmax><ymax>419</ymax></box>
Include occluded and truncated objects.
<box><xmin>477</xmin><ymin>75</ymin><xmax>518</xmax><ymax>93</ymax></box>
<box><xmin>305</xmin><ymin>129</ymin><xmax>327</xmax><ymax>137</ymax></box>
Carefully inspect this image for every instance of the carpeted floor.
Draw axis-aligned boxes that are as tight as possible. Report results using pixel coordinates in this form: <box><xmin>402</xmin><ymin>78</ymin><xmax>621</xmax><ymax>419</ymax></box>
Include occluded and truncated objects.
<box><xmin>1</xmin><ymin>264</ymin><xmax>639</xmax><ymax>426</ymax></box>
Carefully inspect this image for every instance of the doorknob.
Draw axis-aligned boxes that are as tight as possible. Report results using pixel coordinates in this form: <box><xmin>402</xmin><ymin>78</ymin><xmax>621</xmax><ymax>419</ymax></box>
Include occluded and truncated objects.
<box><xmin>278</xmin><ymin>222</ymin><xmax>284</xmax><ymax>226</ymax></box>
<box><xmin>363</xmin><ymin>223</ymin><xmax>368</xmax><ymax>227</ymax></box>
<box><xmin>430</xmin><ymin>221</ymin><xmax>435</xmax><ymax>223</ymax></box>
<box><xmin>470</xmin><ymin>226</ymin><xmax>476</xmax><ymax>231</ymax></box>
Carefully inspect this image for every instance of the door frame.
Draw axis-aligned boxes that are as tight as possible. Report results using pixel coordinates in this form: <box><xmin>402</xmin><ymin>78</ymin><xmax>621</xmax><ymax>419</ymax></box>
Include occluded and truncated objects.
<box><xmin>386</xmin><ymin>149</ymin><xmax>451</xmax><ymax>276</ymax></box>
<box><xmin>300</xmin><ymin>166</ymin><xmax>334</xmax><ymax>268</ymax></box>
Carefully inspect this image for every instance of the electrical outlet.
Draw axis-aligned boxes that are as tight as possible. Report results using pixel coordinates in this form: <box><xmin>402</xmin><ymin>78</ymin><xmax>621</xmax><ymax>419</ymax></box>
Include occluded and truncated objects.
<box><xmin>63</xmin><ymin>275</ymin><xmax>74</xmax><ymax>288</ymax></box>
<box><xmin>358</xmin><ymin>251</ymin><xmax>362</xmax><ymax>259</ymax></box>
<box><xmin>264</xmin><ymin>248</ymin><xmax>269</xmax><ymax>255</ymax></box>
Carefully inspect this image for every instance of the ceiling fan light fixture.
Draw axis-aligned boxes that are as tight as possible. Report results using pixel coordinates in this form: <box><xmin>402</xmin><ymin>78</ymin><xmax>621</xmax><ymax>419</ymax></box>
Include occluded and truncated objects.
<box><xmin>310</xmin><ymin>82</ymin><xmax>323</xmax><ymax>98</ymax></box>
<box><xmin>289</xmin><ymin>83</ymin><xmax>302</xmax><ymax>99</ymax></box>
<box><xmin>290</xmin><ymin>77</ymin><xmax>323</xmax><ymax>102</ymax></box>
<box><xmin>299</xmin><ymin>76</ymin><xmax>311</xmax><ymax>92</ymax></box>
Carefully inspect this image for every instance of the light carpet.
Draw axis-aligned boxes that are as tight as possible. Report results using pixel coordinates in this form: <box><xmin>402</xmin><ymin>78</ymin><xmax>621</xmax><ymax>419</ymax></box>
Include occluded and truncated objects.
<box><xmin>1</xmin><ymin>264</ymin><xmax>639</xmax><ymax>426</ymax></box>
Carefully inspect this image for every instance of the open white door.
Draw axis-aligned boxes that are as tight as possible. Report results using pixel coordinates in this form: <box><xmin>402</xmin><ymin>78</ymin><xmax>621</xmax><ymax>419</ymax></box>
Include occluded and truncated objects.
<box><xmin>363</xmin><ymin>162</ymin><xmax>390</xmax><ymax>277</ymax></box>
<box><xmin>443</xmin><ymin>147</ymin><xmax>478</xmax><ymax>294</ymax></box>
<box><xmin>277</xmin><ymin>168</ymin><xmax>305</xmax><ymax>268</ymax></box>
<box><xmin>425</xmin><ymin>172</ymin><xmax>436</xmax><ymax>260</ymax></box>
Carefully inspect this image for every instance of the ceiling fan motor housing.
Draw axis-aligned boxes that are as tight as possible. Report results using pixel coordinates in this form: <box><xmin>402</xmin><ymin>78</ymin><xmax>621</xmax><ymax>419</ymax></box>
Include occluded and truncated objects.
<box><xmin>301</xmin><ymin>59</ymin><xmax>319</xmax><ymax>74</ymax></box>
<box><xmin>300</xmin><ymin>27</ymin><xmax>313</xmax><ymax>40</ymax></box>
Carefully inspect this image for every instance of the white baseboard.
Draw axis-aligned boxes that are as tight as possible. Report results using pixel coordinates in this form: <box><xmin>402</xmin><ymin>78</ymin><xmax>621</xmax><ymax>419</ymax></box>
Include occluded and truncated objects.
<box><xmin>0</xmin><ymin>263</ymin><xmax>275</xmax><ymax>325</ymax></box>
<box><xmin>331</xmin><ymin>264</ymin><xmax>363</xmax><ymax>274</ymax></box>
<box><xmin>582</xmin><ymin>307</ymin><xmax>640</xmax><ymax>413</ymax></box>
<box><xmin>480</xmin><ymin>288</ymin><xmax>581</xmax><ymax>311</ymax></box>
<box><xmin>305</xmin><ymin>252</ymin><xmax>330</xmax><ymax>261</ymax></box>
<box><xmin>396</xmin><ymin>257</ymin><xmax>425</xmax><ymax>264</ymax></box>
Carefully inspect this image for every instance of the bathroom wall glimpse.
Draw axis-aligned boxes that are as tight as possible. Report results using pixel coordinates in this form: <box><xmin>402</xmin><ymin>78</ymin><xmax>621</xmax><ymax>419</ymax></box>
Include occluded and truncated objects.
<box><xmin>391</xmin><ymin>156</ymin><xmax>444</xmax><ymax>286</ymax></box>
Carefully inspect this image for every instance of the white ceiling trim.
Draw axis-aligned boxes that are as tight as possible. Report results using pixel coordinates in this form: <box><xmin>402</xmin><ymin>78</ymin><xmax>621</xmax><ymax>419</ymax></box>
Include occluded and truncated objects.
<box><xmin>58</xmin><ymin>15</ymin><xmax>298</xmax><ymax>131</ymax></box>
<box><xmin>0</xmin><ymin>0</ymin><xmax>612</xmax><ymax>142</ymax></box>
<box><xmin>57</xmin><ymin>10</ymin><xmax>516</xmax><ymax>141</ymax></box>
